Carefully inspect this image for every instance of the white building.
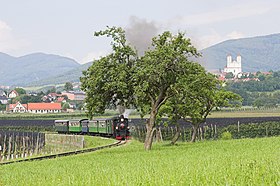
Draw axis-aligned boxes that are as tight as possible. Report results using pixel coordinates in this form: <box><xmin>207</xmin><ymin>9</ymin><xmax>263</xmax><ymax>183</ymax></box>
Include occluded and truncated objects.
<box><xmin>224</xmin><ymin>55</ymin><xmax>242</xmax><ymax>76</ymax></box>
<box><xmin>8</xmin><ymin>90</ymin><xmax>19</xmax><ymax>98</ymax></box>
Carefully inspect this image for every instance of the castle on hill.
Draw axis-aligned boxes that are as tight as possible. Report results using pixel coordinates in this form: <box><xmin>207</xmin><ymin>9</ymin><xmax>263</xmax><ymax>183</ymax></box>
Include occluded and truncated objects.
<box><xmin>223</xmin><ymin>54</ymin><xmax>242</xmax><ymax>76</ymax></box>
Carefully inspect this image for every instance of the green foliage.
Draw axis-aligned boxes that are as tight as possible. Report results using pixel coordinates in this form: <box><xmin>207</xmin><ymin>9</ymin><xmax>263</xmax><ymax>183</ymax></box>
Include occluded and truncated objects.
<box><xmin>159</xmin><ymin>72</ymin><xmax>241</xmax><ymax>142</ymax></box>
<box><xmin>14</xmin><ymin>87</ymin><xmax>26</xmax><ymax>95</ymax></box>
<box><xmin>81</xmin><ymin>26</ymin><xmax>137</xmax><ymax>118</ymax></box>
<box><xmin>64</xmin><ymin>82</ymin><xmax>73</xmax><ymax>91</ymax></box>
<box><xmin>62</xmin><ymin>102</ymin><xmax>70</xmax><ymax>110</ymax></box>
<box><xmin>12</xmin><ymin>94</ymin><xmax>42</xmax><ymax>104</ymax></box>
<box><xmin>226</xmin><ymin>71</ymin><xmax>280</xmax><ymax>106</ymax></box>
<box><xmin>0</xmin><ymin>138</ymin><xmax>279</xmax><ymax>185</ymax></box>
<box><xmin>46</xmin><ymin>87</ymin><xmax>57</xmax><ymax>94</ymax></box>
<box><xmin>225</xmin><ymin>72</ymin><xmax>234</xmax><ymax>79</ymax></box>
<box><xmin>220</xmin><ymin>121</ymin><xmax>280</xmax><ymax>139</ymax></box>
<box><xmin>133</xmin><ymin>121</ymin><xmax>280</xmax><ymax>142</ymax></box>
<box><xmin>81</xmin><ymin>26</ymin><xmax>241</xmax><ymax>148</ymax></box>
<box><xmin>134</xmin><ymin>31</ymin><xmax>201</xmax><ymax>117</ymax></box>
<box><xmin>0</xmin><ymin>104</ymin><xmax>6</xmax><ymax>111</ymax></box>
<box><xmin>221</xmin><ymin>131</ymin><xmax>232</xmax><ymax>140</ymax></box>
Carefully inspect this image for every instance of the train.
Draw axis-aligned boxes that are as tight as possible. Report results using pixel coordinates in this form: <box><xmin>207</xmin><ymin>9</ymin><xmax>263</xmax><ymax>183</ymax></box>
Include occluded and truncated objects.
<box><xmin>54</xmin><ymin>115</ymin><xmax>130</xmax><ymax>140</ymax></box>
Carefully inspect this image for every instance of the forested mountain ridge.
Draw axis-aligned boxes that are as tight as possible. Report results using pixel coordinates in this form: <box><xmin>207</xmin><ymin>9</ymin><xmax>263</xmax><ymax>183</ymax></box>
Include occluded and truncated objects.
<box><xmin>198</xmin><ymin>33</ymin><xmax>280</xmax><ymax>72</ymax></box>
<box><xmin>28</xmin><ymin>62</ymin><xmax>93</xmax><ymax>86</ymax></box>
<box><xmin>0</xmin><ymin>52</ymin><xmax>80</xmax><ymax>86</ymax></box>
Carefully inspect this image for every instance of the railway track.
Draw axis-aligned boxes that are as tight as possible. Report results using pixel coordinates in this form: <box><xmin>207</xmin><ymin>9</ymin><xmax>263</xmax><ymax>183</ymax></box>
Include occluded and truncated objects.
<box><xmin>0</xmin><ymin>140</ymin><xmax>126</xmax><ymax>166</ymax></box>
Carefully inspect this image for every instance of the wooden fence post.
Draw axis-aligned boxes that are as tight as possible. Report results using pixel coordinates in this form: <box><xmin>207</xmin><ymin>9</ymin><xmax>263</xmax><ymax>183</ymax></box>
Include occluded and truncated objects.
<box><xmin>7</xmin><ymin>135</ymin><xmax>12</xmax><ymax>160</ymax></box>
<box><xmin>35</xmin><ymin>133</ymin><xmax>40</xmax><ymax>155</ymax></box>
<box><xmin>237</xmin><ymin>121</ymin><xmax>240</xmax><ymax>133</ymax></box>
<box><xmin>214</xmin><ymin>125</ymin><xmax>217</xmax><ymax>139</ymax></box>
<box><xmin>0</xmin><ymin>133</ymin><xmax>1</xmax><ymax>159</ymax></box>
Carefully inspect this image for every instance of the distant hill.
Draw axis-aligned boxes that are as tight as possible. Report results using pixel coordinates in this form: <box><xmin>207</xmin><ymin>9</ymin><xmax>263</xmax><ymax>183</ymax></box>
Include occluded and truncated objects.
<box><xmin>0</xmin><ymin>52</ymin><xmax>80</xmax><ymax>86</ymax></box>
<box><xmin>198</xmin><ymin>33</ymin><xmax>280</xmax><ymax>72</ymax></box>
<box><xmin>28</xmin><ymin>62</ymin><xmax>93</xmax><ymax>86</ymax></box>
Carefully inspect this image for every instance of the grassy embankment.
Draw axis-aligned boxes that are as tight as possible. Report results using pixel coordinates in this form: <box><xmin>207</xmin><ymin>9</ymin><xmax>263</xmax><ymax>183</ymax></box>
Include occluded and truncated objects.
<box><xmin>0</xmin><ymin>136</ymin><xmax>279</xmax><ymax>185</ymax></box>
<box><xmin>0</xmin><ymin>136</ymin><xmax>116</xmax><ymax>165</ymax></box>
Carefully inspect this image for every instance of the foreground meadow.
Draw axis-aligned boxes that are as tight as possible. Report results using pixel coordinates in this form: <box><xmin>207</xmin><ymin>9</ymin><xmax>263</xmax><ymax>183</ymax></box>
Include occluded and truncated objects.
<box><xmin>0</xmin><ymin>137</ymin><xmax>279</xmax><ymax>186</ymax></box>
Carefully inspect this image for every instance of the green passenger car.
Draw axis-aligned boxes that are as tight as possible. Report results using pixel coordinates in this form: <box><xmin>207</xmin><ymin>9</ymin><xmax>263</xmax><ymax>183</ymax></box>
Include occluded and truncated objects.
<box><xmin>68</xmin><ymin>120</ymin><xmax>82</xmax><ymax>133</ymax></box>
<box><xmin>88</xmin><ymin>120</ymin><xmax>98</xmax><ymax>133</ymax></box>
<box><xmin>54</xmin><ymin>120</ymin><xmax>69</xmax><ymax>133</ymax></box>
<box><xmin>98</xmin><ymin>119</ymin><xmax>107</xmax><ymax>134</ymax></box>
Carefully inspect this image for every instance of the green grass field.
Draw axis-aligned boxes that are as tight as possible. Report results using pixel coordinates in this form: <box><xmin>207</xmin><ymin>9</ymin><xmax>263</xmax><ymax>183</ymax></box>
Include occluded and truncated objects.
<box><xmin>0</xmin><ymin>137</ymin><xmax>279</xmax><ymax>185</ymax></box>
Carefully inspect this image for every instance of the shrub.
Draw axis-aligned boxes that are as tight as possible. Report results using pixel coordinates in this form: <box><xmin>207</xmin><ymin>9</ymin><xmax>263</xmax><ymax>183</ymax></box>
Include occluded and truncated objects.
<box><xmin>221</xmin><ymin>131</ymin><xmax>232</xmax><ymax>140</ymax></box>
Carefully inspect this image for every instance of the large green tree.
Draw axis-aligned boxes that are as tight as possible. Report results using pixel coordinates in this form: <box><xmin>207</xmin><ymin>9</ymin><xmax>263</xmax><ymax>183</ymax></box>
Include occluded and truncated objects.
<box><xmin>160</xmin><ymin>72</ymin><xmax>241</xmax><ymax>144</ymax></box>
<box><xmin>81</xmin><ymin>26</ymin><xmax>227</xmax><ymax>150</ymax></box>
<box><xmin>134</xmin><ymin>31</ymin><xmax>201</xmax><ymax>150</ymax></box>
<box><xmin>80</xmin><ymin>26</ymin><xmax>137</xmax><ymax>119</ymax></box>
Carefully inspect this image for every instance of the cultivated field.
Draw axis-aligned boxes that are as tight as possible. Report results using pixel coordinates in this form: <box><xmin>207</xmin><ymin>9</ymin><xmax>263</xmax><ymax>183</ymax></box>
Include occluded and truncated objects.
<box><xmin>0</xmin><ymin>137</ymin><xmax>279</xmax><ymax>185</ymax></box>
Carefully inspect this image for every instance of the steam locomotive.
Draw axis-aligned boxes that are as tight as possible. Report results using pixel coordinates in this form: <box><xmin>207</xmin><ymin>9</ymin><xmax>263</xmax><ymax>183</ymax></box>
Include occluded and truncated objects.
<box><xmin>54</xmin><ymin>115</ymin><xmax>130</xmax><ymax>140</ymax></box>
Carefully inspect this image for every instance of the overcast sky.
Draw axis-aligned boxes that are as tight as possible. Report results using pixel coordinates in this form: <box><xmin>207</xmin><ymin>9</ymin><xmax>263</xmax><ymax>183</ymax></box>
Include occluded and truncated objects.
<box><xmin>0</xmin><ymin>0</ymin><xmax>280</xmax><ymax>64</ymax></box>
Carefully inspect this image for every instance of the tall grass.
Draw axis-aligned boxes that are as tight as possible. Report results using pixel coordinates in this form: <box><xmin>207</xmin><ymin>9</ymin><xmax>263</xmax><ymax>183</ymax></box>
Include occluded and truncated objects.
<box><xmin>0</xmin><ymin>137</ymin><xmax>279</xmax><ymax>185</ymax></box>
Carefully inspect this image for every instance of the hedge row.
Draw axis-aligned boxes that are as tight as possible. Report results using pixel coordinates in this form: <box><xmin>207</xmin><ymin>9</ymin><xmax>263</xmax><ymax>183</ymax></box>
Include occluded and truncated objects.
<box><xmin>132</xmin><ymin>121</ymin><xmax>280</xmax><ymax>142</ymax></box>
<box><xmin>220</xmin><ymin>121</ymin><xmax>280</xmax><ymax>139</ymax></box>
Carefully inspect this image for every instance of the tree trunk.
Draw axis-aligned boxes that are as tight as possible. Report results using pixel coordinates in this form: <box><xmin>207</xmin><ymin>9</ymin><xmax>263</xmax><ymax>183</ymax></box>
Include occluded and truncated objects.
<box><xmin>156</xmin><ymin>127</ymin><xmax>163</xmax><ymax>143</ymax></box>
<box><xmin>144</xmin><ymin>109</ymin><xmax>157</xmax><ymax>150</ymax></box>
<box><xmin>144</xmin><ymin>124</ymin><xmax>155</xmax><ymax>150</ymax></box>
<box><xmin>191</xmin><ymin>124</ymin><xmax>199</xmax><ymax>142</ymax></box>
<box><xmin>171</xmin><ymin>125</ymin><xmax>181</xmax><ymax>145</ymax></box>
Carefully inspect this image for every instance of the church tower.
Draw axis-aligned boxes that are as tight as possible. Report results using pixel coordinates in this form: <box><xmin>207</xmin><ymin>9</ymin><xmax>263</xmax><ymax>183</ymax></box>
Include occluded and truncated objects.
<box><xmin>224</xmin><ymin>54</ymin><xmax>242</xmax><ymax>76</ymax></box>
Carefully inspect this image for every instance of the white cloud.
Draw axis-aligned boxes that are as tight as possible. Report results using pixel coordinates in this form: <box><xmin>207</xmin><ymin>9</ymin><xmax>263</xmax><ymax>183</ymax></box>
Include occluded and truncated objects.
<box><xmin>193</xmin><ymin>30</ymin><xmax>245</xmax><ymax>50</ymax></box>
<box><xmin>0</xmin><ymin>20</ymin><xmax>29</xmax><ymax>53</ymax></box>
<box><xmin>80</xmin><ymin>51</ymin><xmax>109</xmax><ymax>64</ymax></box>
<box><xmin>169</xmin><ymin>2</ymin><xmax>272</xmax><ymax>27</ymax></box>
<box><xmin>227</xmin><ymin>31</ymin><xmax>244</xmax><ymax>40</ymax></box>
<box><xmin>0</xmin><ymin>20</ymin><xmax>12</xmax><ymax>43</ymax></box>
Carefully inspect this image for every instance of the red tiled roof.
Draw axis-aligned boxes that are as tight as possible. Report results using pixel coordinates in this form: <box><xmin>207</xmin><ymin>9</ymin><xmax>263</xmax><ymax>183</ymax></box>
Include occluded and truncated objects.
<box><xmin>27</xmin><ymin>103</ymin><xmax>61</xmax><ymax>110</ymax></box>
<box><xmin>56</xmin><ymin>97</ymin><xmax>65</xmax><ymax>102</ymax></box>
<box><xmin>8</xmin><ymin>103</ymin><xmax>27</xmax><ymax>110</ymax></box>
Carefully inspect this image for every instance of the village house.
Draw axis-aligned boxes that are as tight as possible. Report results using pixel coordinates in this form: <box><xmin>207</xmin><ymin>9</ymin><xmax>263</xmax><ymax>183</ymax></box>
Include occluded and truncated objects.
<box><xmin>56</xmin><ymin>97</ymin><xmax>66</xmax><ymax>103</ymax></box>
<box><xmin>8</xmin><ymin>90</ymin><xmax>19</xmax><ymax>98</ymax></box>
<box><xmin>7</xmin><ymin>102</ymin><xmax>62</xmax><ymax>113</ymax></box>
<box><xmin>7</xmin><ymin>102</ymin><xmax>27</xmax><ymax>113</ymax></box>
<box><xmin>0</xmin><ymin>90</ymin><xmax>7</xmax><ymax>97</ymax></box>
<box><xmin>28</xmin><ymin>102</ymin><xmax>61</xmax><ymax>113</ymax></box>
<box><xmin>61</xmin><ymin>91</ymin><xmax>86</xmax><ymax>101</ymax></box>
<box><xmin>0</xmin><ymin>96</ymin><xmax>8</xmax><ymax>104</ymax></box>
<box><xmin>28</xmin><ymin>92</ymin><xmax>38</xmax><ymax>96</ymax></box>
<box><xmin>42</xmin><ymin>93</ymin><xmax>64</xmax><ymax>103</ymax></box>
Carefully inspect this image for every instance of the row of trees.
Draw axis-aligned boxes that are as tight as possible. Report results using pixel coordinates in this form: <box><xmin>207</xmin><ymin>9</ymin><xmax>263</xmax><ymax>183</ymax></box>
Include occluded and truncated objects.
<box><xmin>227</xmin><ymin>71</ymin><xmax>280</xmax><ymax>107</ymax></box>
<box><xmin>81</xmin><ymin>27</ymin><xmax>240</xmax><ymax>150</ymax></box>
